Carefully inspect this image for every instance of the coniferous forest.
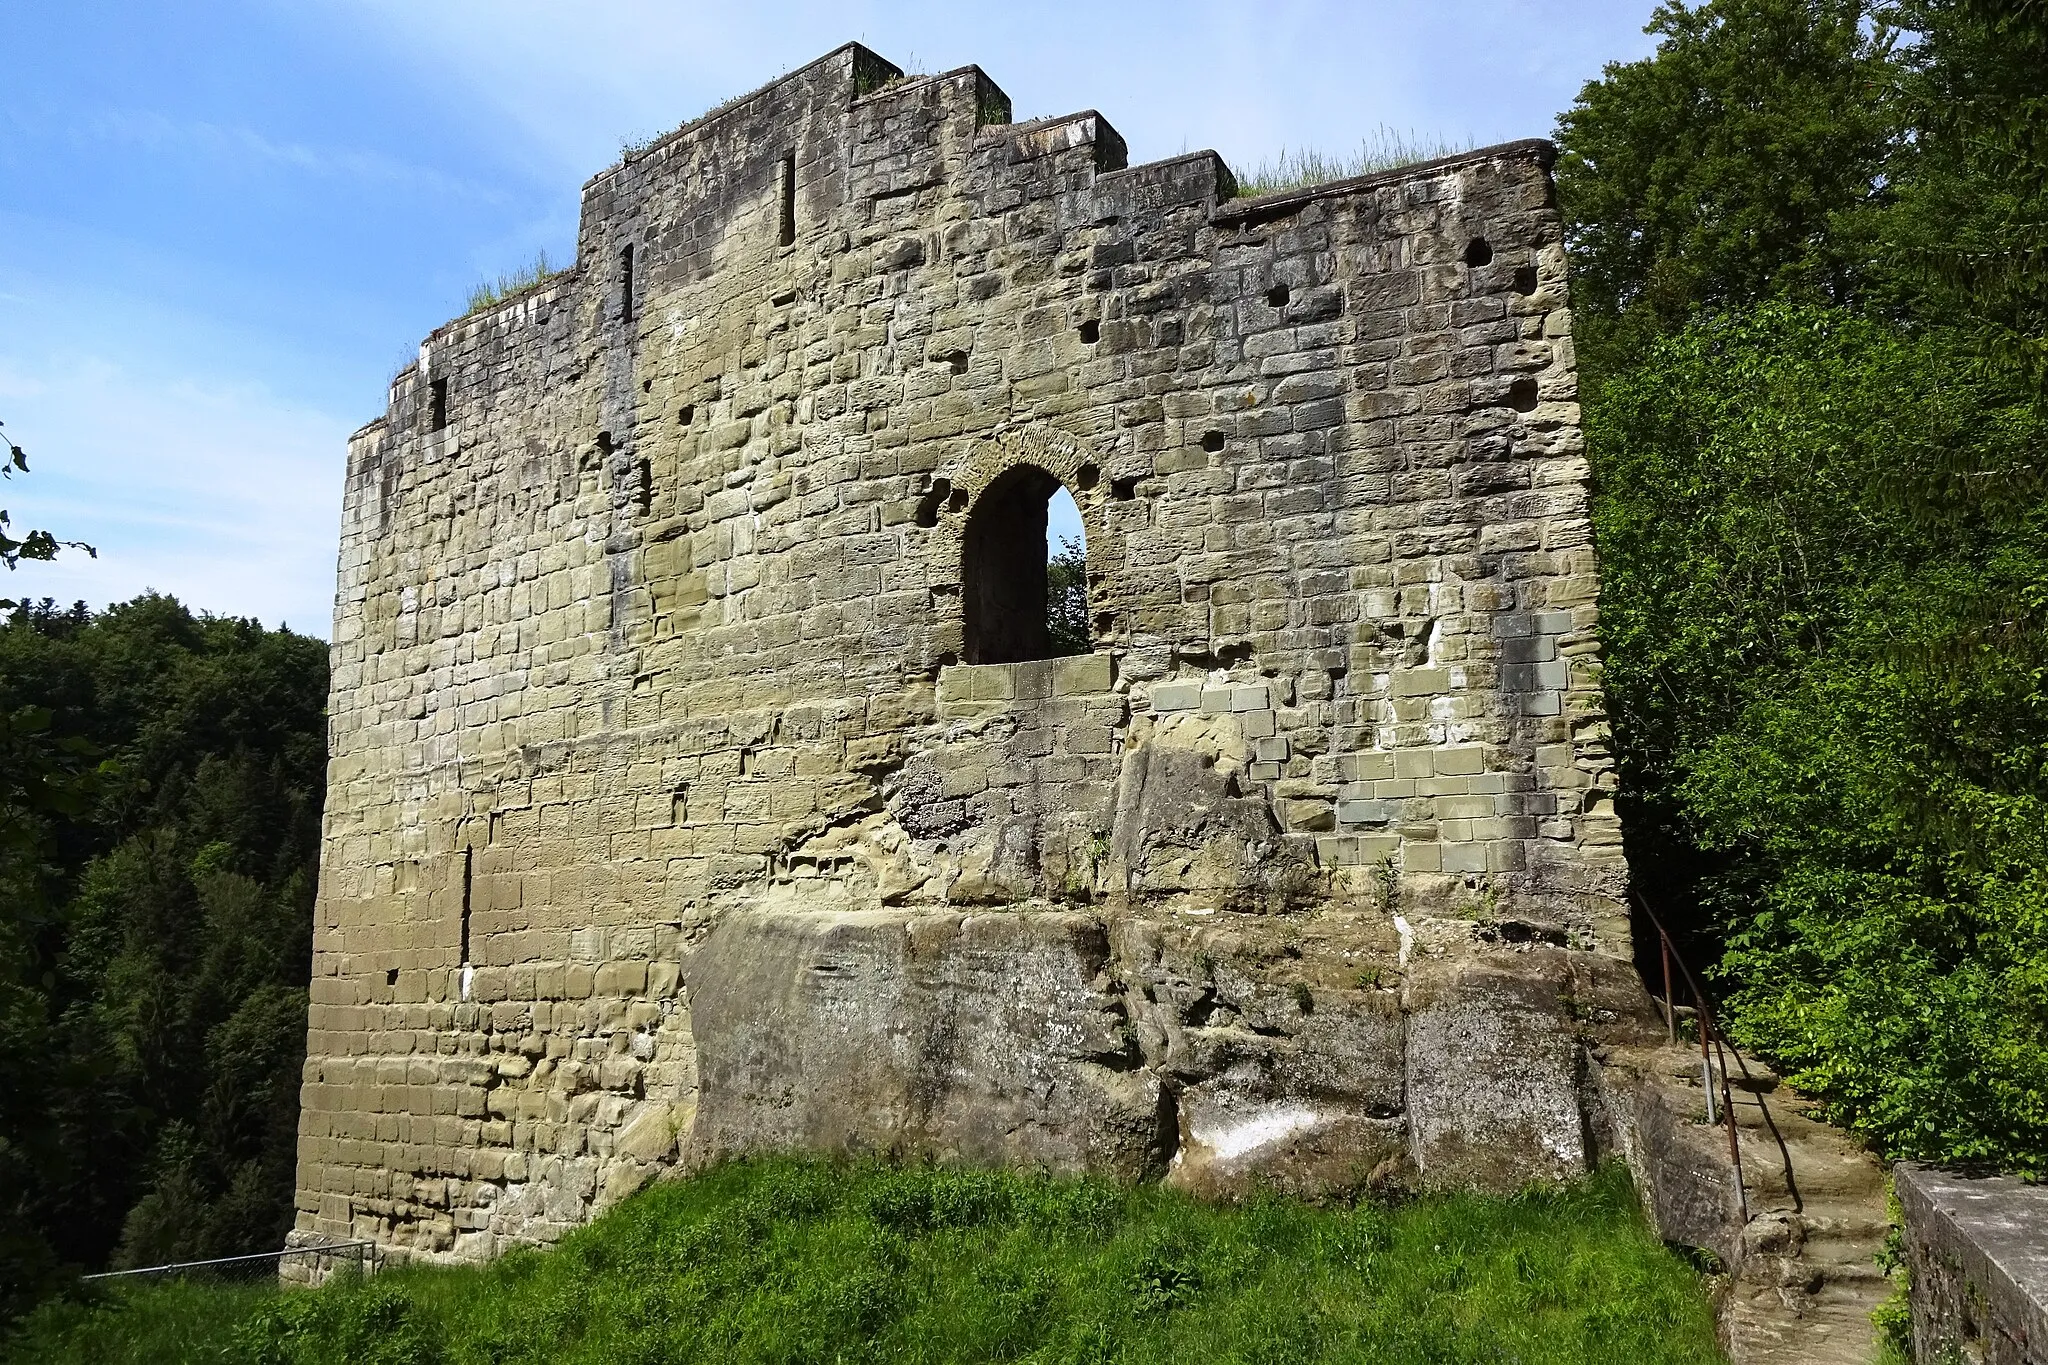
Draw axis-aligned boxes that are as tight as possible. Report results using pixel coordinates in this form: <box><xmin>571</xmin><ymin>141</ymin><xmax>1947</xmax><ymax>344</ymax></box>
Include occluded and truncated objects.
<box><xmin>0</xmin><ymin>597</ymin><xmax>328</xmax><ymax>1317</ymax></box>
<box><xmin>0</xmin><ymin>0</ymin><xmax>2043</xmax><ymax>1333</ymax></box>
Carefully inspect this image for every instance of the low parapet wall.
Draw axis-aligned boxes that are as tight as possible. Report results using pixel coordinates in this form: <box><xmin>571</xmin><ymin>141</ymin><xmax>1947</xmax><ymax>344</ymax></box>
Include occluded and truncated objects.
<box><xmin>1897</xmin><ymin>1163</ymin><xmax>2048</xmax><ymax>1364</ymax></box>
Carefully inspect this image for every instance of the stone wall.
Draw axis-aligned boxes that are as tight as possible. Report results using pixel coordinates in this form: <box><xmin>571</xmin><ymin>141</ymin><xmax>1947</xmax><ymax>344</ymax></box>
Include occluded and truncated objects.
<box><xmin>293</xmin><ymin>42</ymin><xmax>1638</xmax><ymax>1264</ymax></box>
<box><xmin>1898</xmin><ymin>1163</ymin><xmax>2048</xmax><ymax>1364</ymax></box>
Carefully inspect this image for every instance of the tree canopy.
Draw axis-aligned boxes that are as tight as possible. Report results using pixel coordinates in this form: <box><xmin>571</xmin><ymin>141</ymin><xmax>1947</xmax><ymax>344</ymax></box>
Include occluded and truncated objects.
<box><xmin>0</xmin><ymin>596</ymin><xmax>327</xmax><ymax>1317</ymax></box>
<box><xmin>1561</xmin><ymin>0</ymin><xmax>2048</xmax><ymax>1170</ymax></box>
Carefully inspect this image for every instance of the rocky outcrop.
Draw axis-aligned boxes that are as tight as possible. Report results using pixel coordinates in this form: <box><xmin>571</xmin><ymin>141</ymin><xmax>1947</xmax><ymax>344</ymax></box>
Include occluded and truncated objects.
<box><xmin>684</xmin><ymin>909</ymin><xmax>1168</xmax><ymax>1179</ymax></box>
<box><xmin>678</xmin><ymin>902</ymin><xmax>1660</xmax><ymax>1202</ymax></box>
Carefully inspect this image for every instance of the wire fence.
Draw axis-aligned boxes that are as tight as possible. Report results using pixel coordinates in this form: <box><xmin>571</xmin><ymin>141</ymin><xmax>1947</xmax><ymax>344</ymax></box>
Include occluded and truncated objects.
<box><xmin>83</xmin><ymin>1239</ymin><xmax>381</xmax><ymax>1289</ymax></box>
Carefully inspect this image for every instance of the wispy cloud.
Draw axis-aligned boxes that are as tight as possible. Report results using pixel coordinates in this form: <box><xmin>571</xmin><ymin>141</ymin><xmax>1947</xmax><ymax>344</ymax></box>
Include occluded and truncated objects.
<box><xmin>0</xmin><ymin>350</ymin><xmax>347</xmax><ymax>636</ymax></box>
<box><xmin>58</xmin><ymin>105</ymin><xmax>511</xmax><ymax>203</ymax></box>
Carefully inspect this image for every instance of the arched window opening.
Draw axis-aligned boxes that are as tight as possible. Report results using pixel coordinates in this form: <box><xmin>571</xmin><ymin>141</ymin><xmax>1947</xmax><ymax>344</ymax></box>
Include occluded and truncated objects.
<box><xmin>961</xmin><ymin>466</ymin><xmax>1090</xmax><ymax>664</ymax></box>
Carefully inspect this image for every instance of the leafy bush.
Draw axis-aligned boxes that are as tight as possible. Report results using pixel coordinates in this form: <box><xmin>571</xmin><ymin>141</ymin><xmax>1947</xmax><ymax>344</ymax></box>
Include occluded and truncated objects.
<box><xmin>1591</xmin><ymin>305</ymin><xmax>2048</xmax><ymax>1170</ymax></box>
<box><xmin>1561</xmin><ymin>0</ymin><xmax>2048</xmax><ymax>1174</ymax></box>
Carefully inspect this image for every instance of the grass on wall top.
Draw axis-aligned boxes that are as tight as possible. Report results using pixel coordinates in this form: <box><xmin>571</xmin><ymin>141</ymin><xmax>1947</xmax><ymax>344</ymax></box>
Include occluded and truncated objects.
<box><xmin>8</xmin><ymin>1157</ymin><xmax>1722</xmax><ymax>1365</ymax></box>
<box><xmin>1234</xmin><ymin>128</ymin><xmax>1475</xmax><ymax>198</ymax></box>
<box><xmin>462</xmin><ymin>250</ymin><xmax>567</xmax><ymax>318</ymax></box>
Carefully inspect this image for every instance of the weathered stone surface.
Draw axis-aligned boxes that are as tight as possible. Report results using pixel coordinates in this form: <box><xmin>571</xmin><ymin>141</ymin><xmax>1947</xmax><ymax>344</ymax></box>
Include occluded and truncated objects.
<box><xmin>1403</xmin><ymin>948</ymin><xmax>1588</xmax><ymax>1188</ymax></box>
<box><xmin>293</xmin><ymin>41</ymin><xmax>1642</xmax><ymax>1263</ymax></box>
<box><xmin>1166</xmin><ymin>998</ymin><xmax>1407</xmax><ymax>1199</ymax></box>
<box><xmin>1899</xmin><ymin>1163</ymin><xmax>2048</xmax><ymax>1365</ymax></box>
<box><xmin>684</xmin><ymin>908</ymin><xmax>1168</xmax><ymax>1179</ymax></box>
<box><xmin>1111</xmin><ymin>713</ymin><xmax>1314</xmax><ymax>913</ymax></box>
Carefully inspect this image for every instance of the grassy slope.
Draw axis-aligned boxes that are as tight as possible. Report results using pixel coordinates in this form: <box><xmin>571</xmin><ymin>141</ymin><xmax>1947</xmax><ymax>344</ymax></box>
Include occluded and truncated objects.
<box><xmin>9</xmin><ymin>1159</ymin><xmax>1723</xmax><ymax>1365</ymax></box>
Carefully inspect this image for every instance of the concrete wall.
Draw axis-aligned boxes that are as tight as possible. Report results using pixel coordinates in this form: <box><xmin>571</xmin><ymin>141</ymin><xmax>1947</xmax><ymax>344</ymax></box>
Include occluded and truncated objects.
<box><xmin>294</xmin><ymin>43</ymin><xmax>1635</xmax><ymax>1263</ymax></box>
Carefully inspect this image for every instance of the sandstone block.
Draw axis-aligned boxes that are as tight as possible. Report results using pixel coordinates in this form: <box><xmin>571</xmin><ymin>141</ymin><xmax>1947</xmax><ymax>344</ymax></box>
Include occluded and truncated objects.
<box><xmin>684</xmin><ymin>908</ymin><xmax>1166</xmax><ymax>1179</ymax></box>
<box><xmin>1053</xmin><ymin>652</ymin><xmax>1113</xmax><ymax>696</ymax></box>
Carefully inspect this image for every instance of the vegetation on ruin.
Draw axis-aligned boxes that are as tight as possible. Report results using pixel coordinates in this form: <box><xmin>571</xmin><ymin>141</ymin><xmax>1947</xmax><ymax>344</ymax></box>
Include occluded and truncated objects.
<box><xmin>1232</xmin><ymin>128</ymin><xmax>1474</xmax><ymax>199</ymax></box>
<box><xmin>1047</xmin><ymin>535</ymin><xmax>1090</xmax><ymax>657</ymax></box>
<box><xmin>4</xmin><ymin>1157</ymin><xmax>1722</xmax><ymax>1365</ymax></box>
<box><xmin>462</xmin><ymin>250</ymin><xmax>568</xmax><ymax>317</ymax></box>
<box><xmin>0</xmin><ymin>596</ymin><xmax>328</xmax><ymax>1320</ymax></box>
<box><xmin>1558</xmin><ymin>0</ymin><xmax>2048</xmax><ymax>1174</ymax></box>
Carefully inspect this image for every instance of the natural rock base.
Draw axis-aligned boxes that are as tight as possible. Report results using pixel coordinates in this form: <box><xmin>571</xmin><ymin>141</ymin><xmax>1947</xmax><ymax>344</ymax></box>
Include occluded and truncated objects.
<box><xmin>677</xmin><ymin>901</ymin><xmax>1657</xmax><ymax>1203</ymax></box>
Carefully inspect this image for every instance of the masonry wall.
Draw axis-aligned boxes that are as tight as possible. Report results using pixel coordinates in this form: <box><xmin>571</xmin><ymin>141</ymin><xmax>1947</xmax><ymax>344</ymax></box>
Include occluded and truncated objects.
<box><xmin>296</xmin><ymin>43</ymin><xmax>1637</xmax><ymax>1262</ymax></box>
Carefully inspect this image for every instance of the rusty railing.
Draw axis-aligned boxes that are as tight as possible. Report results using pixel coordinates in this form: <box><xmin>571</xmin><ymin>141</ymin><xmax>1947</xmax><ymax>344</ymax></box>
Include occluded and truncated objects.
<box><xmin>1633</xmin><ymin>891</ymin><xmax>1751</xmax><ymax>1223</ymax></box>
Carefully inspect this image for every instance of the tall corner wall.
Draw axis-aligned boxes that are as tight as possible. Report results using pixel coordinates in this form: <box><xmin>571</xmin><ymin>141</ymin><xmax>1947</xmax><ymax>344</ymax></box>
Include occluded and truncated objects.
<box><xmin>295</xmin><ymin>41</ymin><xmax>1646</xmax><ymax>1264</ymax></box>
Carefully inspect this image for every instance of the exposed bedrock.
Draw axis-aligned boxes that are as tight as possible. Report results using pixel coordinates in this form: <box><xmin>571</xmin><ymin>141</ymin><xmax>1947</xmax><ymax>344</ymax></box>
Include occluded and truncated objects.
<box><xmin>684</xmin><ymin>908</ymin><xmax>1168</xmax><ymax>1180</ymax></box>
<box><xmin>679</xmin><ymin>902</ymin><xmax>1661</xmax><ymax>1200</ymax></box>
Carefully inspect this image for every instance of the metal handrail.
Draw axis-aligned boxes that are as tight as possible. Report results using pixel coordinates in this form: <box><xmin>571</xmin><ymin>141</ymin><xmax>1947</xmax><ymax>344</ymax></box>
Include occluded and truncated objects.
<box><xmin>82</xmin><ymin>1239</ymin><xmax>380</xmax><ymax>1282</ymax></box>
<box><xmin>1632</xmin><ymin>890</ymin><xmax>1751</xmax><ymax>1223</ymax></box>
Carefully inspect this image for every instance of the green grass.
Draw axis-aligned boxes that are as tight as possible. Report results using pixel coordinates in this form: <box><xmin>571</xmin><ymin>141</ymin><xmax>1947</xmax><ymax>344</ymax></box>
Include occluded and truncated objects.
<box><xmin>1234</xmin><ymin>128</ymin><xmax>1475</xmax><ymax>198</ymax></box>
<box><xmin>8</xmin><ymin>1278</ymin><xmax>280</xmax><ymax>1365</ymax></box>
<box><xmin>7</xmin><ymin>1159</ymin><xmax>1724</xmax><ymax>1365</ymax></box>
<box><xmin>462</xmin><ymin>250</ymin><xmax>565</xmax><ymax>317</ymax></box>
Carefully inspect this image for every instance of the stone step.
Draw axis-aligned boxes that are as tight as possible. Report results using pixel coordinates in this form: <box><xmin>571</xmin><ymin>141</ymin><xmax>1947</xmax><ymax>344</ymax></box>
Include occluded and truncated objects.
<box><xmin>1617</xmin><ymin>1043</ymin><xmax>1893</xmax><ymax>1363</ymax></box>
<box><xmin>1722</xmin><ymin>1275</ymin><xmax>1894</xmax><ymax>1365</ymax></box>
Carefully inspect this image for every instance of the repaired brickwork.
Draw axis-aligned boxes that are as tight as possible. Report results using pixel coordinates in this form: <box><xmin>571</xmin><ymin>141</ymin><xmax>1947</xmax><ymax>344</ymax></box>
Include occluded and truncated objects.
<box><xmin>294</xmin><ymin>43</ymin><xmax>1637</xmax><ymax>1264</ymax></box>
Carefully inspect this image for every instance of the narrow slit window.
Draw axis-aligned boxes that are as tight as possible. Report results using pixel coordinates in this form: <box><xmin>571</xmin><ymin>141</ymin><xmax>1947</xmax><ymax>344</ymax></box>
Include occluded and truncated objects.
<box><xmin>777</xmin><ymin>152</ymin><xmax>797</xmax><ymax>247</ymax></box>
<box><xmin>429</xmin><ymin>378</ymin><xmax>448</xmax><ymax>432</ymax></box>
<box><xmin>459</xmin><ymin>846</ymin><xmax>473</xmax><ymax>965</ymax></box>
<box><xmin>619</xmin><ymin>243</ymin><xmax>635</xmax><ymax>322</ymax></box>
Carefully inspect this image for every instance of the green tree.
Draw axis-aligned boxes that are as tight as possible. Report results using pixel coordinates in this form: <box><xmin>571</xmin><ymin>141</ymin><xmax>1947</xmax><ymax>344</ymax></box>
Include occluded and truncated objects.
<box><xmin>0</xmin><ymin>420</ymin><xmax>94</xmax><ymax>608</ymax></box>
<box><xmin>1046</xmin><ymin>536</ymin><xmax>1090</xmax><ymax>657</ymax></box>
<box><xmin>1590</xmin><ymin>306</ymin><xmax>2048</xmax><ymax>1168</ymax></box>
<box><xmin>0</xmin><ymin>424</ymin><xmax>110</xmax><ymax>1319</ymax></box>
<box><xmin>1553</xmin><ymin>0</ymin><xmax>1896</xmax><ymax>381</ymax></box>
<box><xmin>1882</xmin><ymin>0</ymin><xmax>2048</xmax><ymax>400</ymax></box>
<box><xmin>0</xmin><ymin>596</ymin><xmax>327</xmax><ymax>1313</ymax></box>
<box><xmin>1564</xmin><ymin>0</ymin><xmax>2048</xmax><ymax>1170</ymax></box>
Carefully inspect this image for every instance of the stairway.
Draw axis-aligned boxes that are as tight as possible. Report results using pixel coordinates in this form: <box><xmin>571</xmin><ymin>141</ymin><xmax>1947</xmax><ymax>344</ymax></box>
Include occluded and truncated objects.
<box><xmin>1613</xmin><ymin>1045</ymin><xmax>1896</xmax><ymax>1364</ymax></box>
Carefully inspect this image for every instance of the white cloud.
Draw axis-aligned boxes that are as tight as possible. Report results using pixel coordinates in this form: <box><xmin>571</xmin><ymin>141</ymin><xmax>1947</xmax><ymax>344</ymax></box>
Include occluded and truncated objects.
<box><xmin>0</xmin><ymin>350</ymin><xmax>347</xmax><ymax>638</ymax></box>
<box><xmin>69</xmin><ymin>106</ymin><xmax>511</xmax><ymax>203</ymax></box>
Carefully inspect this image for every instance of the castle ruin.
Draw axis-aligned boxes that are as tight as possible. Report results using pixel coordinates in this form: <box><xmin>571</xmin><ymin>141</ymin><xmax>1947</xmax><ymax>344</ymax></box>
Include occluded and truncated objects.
<box><xmin>293</xmin><ymin>44</ymin><xmax>1646</xmax><ymax>1263</ymax></box>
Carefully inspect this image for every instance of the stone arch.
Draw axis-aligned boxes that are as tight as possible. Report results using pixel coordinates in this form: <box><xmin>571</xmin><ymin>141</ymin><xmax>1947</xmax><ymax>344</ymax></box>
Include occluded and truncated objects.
<box><xmin>918</xmin><ymin>425</ymin><xmax>1111</xmax><ymax>665</ymax></box>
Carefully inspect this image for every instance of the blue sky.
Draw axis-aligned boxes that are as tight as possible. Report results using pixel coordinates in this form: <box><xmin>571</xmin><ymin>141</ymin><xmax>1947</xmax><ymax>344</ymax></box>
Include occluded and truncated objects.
<box><xmin>0</xmin><ymin>1</ymin><xmax>1659</xmax><ymax>638</ymax></box>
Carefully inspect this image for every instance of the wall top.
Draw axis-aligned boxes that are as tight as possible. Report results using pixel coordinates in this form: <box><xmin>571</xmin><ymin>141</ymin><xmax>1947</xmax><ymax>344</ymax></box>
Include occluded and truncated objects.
<box><xmin>1213</xmin><ymin>139</ymin><xmax>1558</xmax><ymax>227</ymax></box>
<box><xmin>580</xmin><ymin>42</ymin><xmax>900</xmax><ymax>196</ymax></box>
